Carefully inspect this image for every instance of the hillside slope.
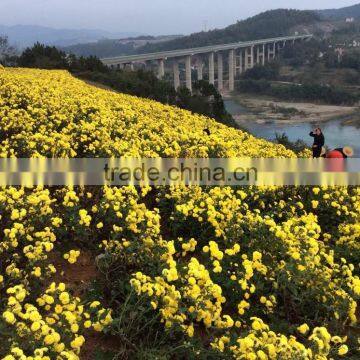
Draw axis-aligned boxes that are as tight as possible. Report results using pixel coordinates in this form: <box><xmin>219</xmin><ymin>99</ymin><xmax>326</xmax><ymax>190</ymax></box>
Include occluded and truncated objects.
<box><xmin>0</xmin><ymin>67</ymin><xmax>359</xmax><ymax>359</ymax></box>
<box><xmin>135</xmin><ymin>9</ymin><xmax>320</xmax><ymax>53</ymax></box>
<box><xmin>318</xmin><ymin>3</ymin><xmax>360</xmax><ymax>19</ymax></box>
<box><xmin>0</xmin><ymin>68</ymin><xmax>294</xmax><ymax>158</ymax></box>
<box><xmin>61</xmin><ymin>35</ymin><xmax>182</xmax><ymax>58</ymax></box>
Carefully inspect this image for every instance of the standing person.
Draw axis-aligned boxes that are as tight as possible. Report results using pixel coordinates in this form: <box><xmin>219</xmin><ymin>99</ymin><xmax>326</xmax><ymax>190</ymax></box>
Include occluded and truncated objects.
<box><xmin>309</xmin><ymin>128</ymin><xmax>325</xmax><ymax>158</ymax></box>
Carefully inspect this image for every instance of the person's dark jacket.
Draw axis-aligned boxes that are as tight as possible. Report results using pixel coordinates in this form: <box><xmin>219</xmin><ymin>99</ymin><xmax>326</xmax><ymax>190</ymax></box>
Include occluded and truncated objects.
<box><xmin>309</xmin><ymin>132</ymin><xmax>325</xmax><ymax>147</ymax></box>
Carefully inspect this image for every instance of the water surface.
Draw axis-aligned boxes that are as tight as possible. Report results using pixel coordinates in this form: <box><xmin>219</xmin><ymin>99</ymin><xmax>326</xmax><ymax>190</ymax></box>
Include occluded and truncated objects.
<box><xmin>224</xmin><ymin>99</ymin><xmax>360</xmax><ymax>157</ymax></box>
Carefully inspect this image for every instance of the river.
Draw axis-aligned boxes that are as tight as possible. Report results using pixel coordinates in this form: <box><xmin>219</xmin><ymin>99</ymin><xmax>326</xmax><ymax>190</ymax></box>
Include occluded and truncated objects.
<box><xmin>224</xmin><ymin>99</ymin><xmax>360</xmax><ymax>157</ymax></box>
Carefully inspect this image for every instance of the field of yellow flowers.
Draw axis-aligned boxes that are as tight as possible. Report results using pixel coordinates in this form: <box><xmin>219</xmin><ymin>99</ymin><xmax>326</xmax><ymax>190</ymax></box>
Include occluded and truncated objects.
<box><xmin>0</xmin><ymin>67</ymin><xmax>359</xmax><ymax>359</ymax></box>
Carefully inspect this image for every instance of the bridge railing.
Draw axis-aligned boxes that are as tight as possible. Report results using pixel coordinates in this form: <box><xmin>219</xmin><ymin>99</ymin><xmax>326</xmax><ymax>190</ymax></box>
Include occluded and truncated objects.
<box><xmin>101</xmin><ymin>34</ymin><xmax>313</xmax><ymax>64</ymax></box>
<box><xmin>101</xmin><ymin>34</ymin><xmax>313</xmax><ymax>93</ymax></box>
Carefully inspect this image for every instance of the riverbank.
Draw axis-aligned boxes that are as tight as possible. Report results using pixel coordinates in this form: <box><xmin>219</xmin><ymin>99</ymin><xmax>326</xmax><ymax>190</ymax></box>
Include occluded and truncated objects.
<box><xmin>225</xmin><ymin>95</ymin><xmax>358</xmax><ymax>125</ymax></box>
<box><xmin>342</xmin><ymin>116</ymin><xmax>360</xmax><ymax>128</ymax></box>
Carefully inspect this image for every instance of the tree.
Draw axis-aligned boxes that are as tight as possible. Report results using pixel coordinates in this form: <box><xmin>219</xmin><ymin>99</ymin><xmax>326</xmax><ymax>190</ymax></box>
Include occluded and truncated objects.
<box><xmin>242</xmin><ymin>62</ymin><xmax>280</xmax><ymax>80</ymax></box>
<box><xmin>17</xmin><ymin>42</ymin><xmax>108</xmax><ymax>73</ymax></box>
<box><xmin>280</xmin><ymin>39</ymin><xmax>324</xmax><ymax>67</ymax></box>
<box><xmin>18</xmin><ymin>43</ymin><xmax>68</xmax><ymax>69</ymax></box>
<box><xmin>68</xmin><ymin>54</ymin><xmax>109</xmax><ymax>73</ymax></box>
<box><xmin>275</xmin><ymin>133</ymin><xmax>307</xmax><ymax>154</ymax></box>
<box><xmin>0</xmin><ymin>36</ymin><xmax>17</xmax><ymax>66</ymax></box>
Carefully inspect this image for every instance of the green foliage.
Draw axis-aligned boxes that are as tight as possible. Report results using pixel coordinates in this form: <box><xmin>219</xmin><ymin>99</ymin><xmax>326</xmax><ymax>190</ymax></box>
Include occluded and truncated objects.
<box><xmin>17</xmin><ymin>43</ymin><xmax>108</xmax><ymax>72</ymax></box>
<box><xmin>318</xmin><ymin>3</ymin><xmax>360</xmax><ymax>20</ymax></box>
<box><xmin>338</xmin><ymin>53</ymin><xmax>360</xmax><ymax>70</ymax></box>
<box><xmin>0</xmin><ymin>36</ymin><xmax>17</xmax><ymax>66</ymax></box>
<box><xmin>342</xmin><ymin>69</ymin><xmax>360</xmax><ymax>85</ymax></box>
<box><xmin>181</xmin><ymin>80</ymin><xmax>238</xmax><ymax>128</ymax></box>
<box><xmin>280</xmin><ymin>39</ymin><xmax>325</xmax><ymax>67</ymax></box>
<box><xmin>62</xmin><ymin>39</ymin><xmax>137</xmax><ymax>58</ymax></box>
<box><xmin>82</xmin><ymin>69</ymin><xmax>177</xmax><ymax>104</ymax></box>
<box><xmin>68</xmin><ymin>54</ymin><xmax>109</xmax><ymax>72</ymax></box>
<box><xmin>242</xmin><ymin>62</ymin><xmax>280</xmax><ymax>80</ymax></box>
<box><xmin>325</xmin><ymin>50</ymin><xmax>360</xmax><ymax>71</ymax></box>
<box><xmin>61</xmin><ymin>36</ymin><xmax>182</xmax><ymax>58</ymax></box>
<box><xmin>270</xmin><ymin>104</ymin><xmax>305</xmax><ymax>117</ymax></box>
<box><xmin>18</xmin><ymin>42</ymin><xmax>69</xmax><ymax>69</ymax></box>
<box><xmin>237</xmin><ymin>79</ymin><xmax>272</xmax><ymax>93</ymax></box>
<box><xmin>275</xmin><ymin>132</ymin><xmax>308</xmax><ymax>154</ymax></box>
<box><xmin>331</xmin><ymin>22</ymin><xmax>360</xmax><ymax>37</ymax></box>
<box><xmin>237</xmin><ymin>79</ymin><xmax>359</xmax><ymax>105</ymax></box>
<box><xmin>271</xmin><ymin>83</ymin><xmax>358</xmax><ymax>105</ymax></box>
<box><xmin>93</xmin><ymin>253</ymin><xmax>223</xmax><ymax>360</ymax></box>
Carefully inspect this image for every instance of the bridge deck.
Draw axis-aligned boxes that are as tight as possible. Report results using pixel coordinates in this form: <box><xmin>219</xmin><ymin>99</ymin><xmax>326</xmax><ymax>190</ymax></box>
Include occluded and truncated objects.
<box><xmin>101</xmin><ymin>34</ymin><xmax>312</xmax><ymax>65</ymax></box>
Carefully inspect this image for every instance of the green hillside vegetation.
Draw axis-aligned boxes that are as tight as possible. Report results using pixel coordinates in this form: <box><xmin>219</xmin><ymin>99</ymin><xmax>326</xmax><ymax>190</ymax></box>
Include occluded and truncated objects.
<box><xmin>61</xmin><ymin>36</ymin><xmax>183</xmax><ymax>58</ymax></box>
<box><xmin>57</xmin><ymin>6</ymin><xmax>360</xmax><ymax>59</ymax></box>
<box><xmin>237</xmin><ymin>79</ymin><xmax>358</xmax><ymax>105</ymax></box>
<box><xmin>330</xmin><ymin>21</ymin><xmax>360</xmax><ymax>43</ymax></box>
<box><xmin>236</xmin><ymin>39</ymin><xmax>360</xmax><ymax>105</ymax></box>
<box><xmin>318</xmin><ymin>3</ymin><xmax>360</xmax><ymax>19</ymax></box>
<box><xmin>61</xmin><ymin>39</ymin><xmax>138</xmax><ymax>58</ymax></box>
<box><xmin>135</xmin><ymin>10</ymin><xmax>320</xmax><ymax>53</ymax></box>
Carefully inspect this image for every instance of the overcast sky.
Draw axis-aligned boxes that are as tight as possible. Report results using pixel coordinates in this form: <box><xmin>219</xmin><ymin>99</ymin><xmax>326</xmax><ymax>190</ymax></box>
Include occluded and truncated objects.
<box><xmin>1</xmin><ymin>0</ymin><xmax>359</xmax><ymax>35</ymax></box>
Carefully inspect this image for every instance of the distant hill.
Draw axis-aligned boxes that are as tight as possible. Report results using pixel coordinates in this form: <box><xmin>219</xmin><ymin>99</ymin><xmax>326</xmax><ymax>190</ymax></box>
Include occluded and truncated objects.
<box><xmin>134</xmin><ymin>9</ymin><xmax>320</xmax><ymax>54</ymax></box>
<box><xmin>62</xmin><ymin>35</ymin><xmax>182</xmax><ymax>58</ymax></box>
<box><xmin>318</xmin><ymin>3</ymin><xmax>360</xmax><ymax>19</ymax></box>
<box><xmin>0</xmin><ymin>24</ymin><xmax>139</xmax><ymax>49</ymax></box>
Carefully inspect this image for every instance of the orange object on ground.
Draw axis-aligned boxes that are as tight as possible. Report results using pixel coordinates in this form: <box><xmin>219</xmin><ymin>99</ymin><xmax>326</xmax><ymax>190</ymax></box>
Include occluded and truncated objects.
<box><xmin>327</xmin><ymin>150</ymin><xmax>344</xmax><ymax>159</ymax></box>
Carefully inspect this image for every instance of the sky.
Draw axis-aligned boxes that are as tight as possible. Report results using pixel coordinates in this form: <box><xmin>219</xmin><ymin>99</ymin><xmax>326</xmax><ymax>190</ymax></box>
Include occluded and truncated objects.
<box><xmin>1</xmin><ymin>0</ymin><xmax>359</xmax><ymax>35</ymax></box>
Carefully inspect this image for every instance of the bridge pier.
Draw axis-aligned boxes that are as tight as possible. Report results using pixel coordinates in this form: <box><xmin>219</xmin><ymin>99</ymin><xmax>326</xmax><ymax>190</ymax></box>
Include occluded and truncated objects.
<box><xmin>268</xmin><ymin>42</ymin><xmax>276</xmax><ymax>61</ymax></box>
<box><xmin>229</xmin><ymin>49</ymin><xmax>235</xmax><ymax>92</ymax></box>
<box><xmin>209</xmin><ymin>52</ymin><xmax>215</xmax><ymax>85</ymax></box>
<box><xmin>236</xmin><ymin>50</ymin><xmax>243</xmax><ymax>75</ymax></box>
<box><xmin>262</xmin><ymin>44</ymin><xmax>265</xmax><ymax>65</ymax></box>
<box><xmin>123</xmin><ymin>63</ymin><xmax>133</xmax><ymax>71</ymax></box>
<box><xmin>185</xmin><ymin>55</ymin><xmax>192</xmax><ymax>91</ymax></box>
<box><xmin>102</xmin><ymin>35</ymin><xmax>312</xmax><ymax>93</ymax></box>
<box><xmin>244</xmin><ymin>48</ymin><xmax>248</xmax><ymax>71</ymax></box>
<box><xmin>240</xmin><ymin>50</ymin><xmax>243</xmax><ymax>74</ymax></box>
<box><xmin>273</xmin><ymin>42</ymin><xmax>277</xmax><ymax>59</ymax></box>
<box><xmin>250</xmin><ymin>46</ymin><xmax>254</xmax><ymax>68</ymax></box>
<box><xmin>196</xmin><ymin>58</ymin><xmax>203</xmax><ymax>80</ymax></box>
<box><xmin>217</xmin><ymin>53</ymin><xmax>223</xmax><ymax>91</ymax></box>
<box><xmin>239</xmin><ymin>50</ymin><xmax>244</xmax><ymax>75</ymax></box>
<box><xmin>245</xmin><ymin>47</ymin><xmax>251</xmax><ymax>71</ymax></box>
<box><xmin>173</xmin><ymin>61</ymin><xmax>180</xmax><ymax>90</ymax></box>
<box><xmin>158</xmin><ymin>59</ymin><xmax>165</xmax><ymax>79</ymax></box>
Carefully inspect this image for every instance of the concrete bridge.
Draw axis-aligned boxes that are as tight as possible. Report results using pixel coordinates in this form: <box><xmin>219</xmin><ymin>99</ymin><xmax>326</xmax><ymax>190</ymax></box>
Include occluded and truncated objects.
<box><xmin>101</xmin><ymin>34</ymin><xmax>312</xmax><ymax>92</ymax></box>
